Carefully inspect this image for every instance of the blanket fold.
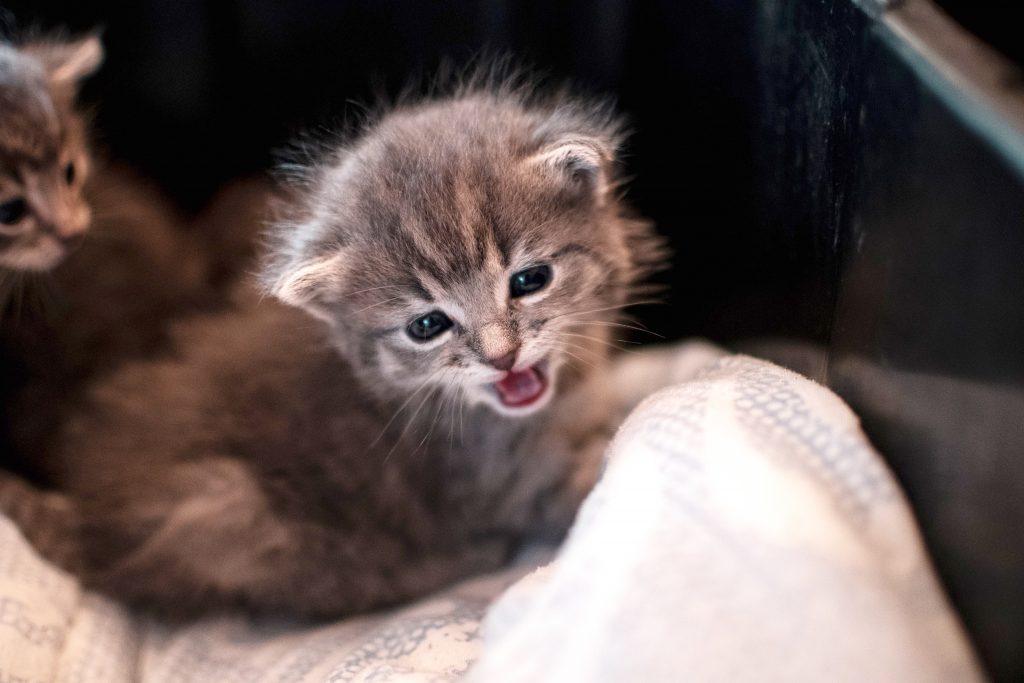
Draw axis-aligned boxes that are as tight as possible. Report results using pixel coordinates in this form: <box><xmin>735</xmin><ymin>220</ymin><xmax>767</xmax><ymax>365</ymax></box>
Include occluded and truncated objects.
<box><xmin>0</xmin><ymin>349</ymin><xmax>981</xmax><ymax>682</ymax></box>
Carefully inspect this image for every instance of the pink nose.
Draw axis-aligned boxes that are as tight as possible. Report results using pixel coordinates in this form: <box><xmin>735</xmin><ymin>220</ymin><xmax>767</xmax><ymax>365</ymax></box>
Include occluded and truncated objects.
<box><xmin>488</xmin><ymin>349</ymin><xmax>518</xmax><ymax>371</ymax></box>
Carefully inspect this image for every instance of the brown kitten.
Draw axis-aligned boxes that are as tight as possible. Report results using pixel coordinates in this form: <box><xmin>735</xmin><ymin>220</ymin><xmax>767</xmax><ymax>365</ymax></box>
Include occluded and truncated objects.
<box><xmin>0</xmin><ymin>34</ymin><xmax>215</xmax><ymax>480</ymax></box>
<box><xmin>0</xmin><ymin>34</ymin><xmax>99</xmax><ymax>270</ymax></box>
<box><xmin>9</xmin><ymin>80</ymin><xmax>666</xmax><ymax>620</ymax></box>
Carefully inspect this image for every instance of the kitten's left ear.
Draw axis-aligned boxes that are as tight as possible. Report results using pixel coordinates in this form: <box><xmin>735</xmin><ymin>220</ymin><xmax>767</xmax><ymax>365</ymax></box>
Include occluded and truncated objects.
<box><xmin>25</xmin><ymin>33</ymin><xmax>104</xmax><ymax>87</ymax></box>
<box><xmin>265</xmin><ymin>248</ymin><xmax>349</xmax><ymax>323</ymax></box>
<box><xmin>529</xmin><ymin>136</ymin><xmax>613</xmax><ymax>202</ymax></box>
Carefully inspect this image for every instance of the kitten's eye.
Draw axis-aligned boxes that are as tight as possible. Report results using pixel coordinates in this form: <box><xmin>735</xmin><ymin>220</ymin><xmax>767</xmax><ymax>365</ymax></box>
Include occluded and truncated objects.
<box><xmin>0</xmin><ymin>198</ymin><xmax>28</xmax><ymax>225</ymax></box>
<box><xmin>64</xmin><ymin>162</ymin><xmax>76</xmax><ymax>185</ymax></box>
<box><xmin>510</xmin><ymin>264</ymin><xmax>552</xmax><ymax>298</ymax></box>
<box><xmin>407</xmin><ymin>311</ymin><xmax>454</xmax><ymax>342</ymax></box>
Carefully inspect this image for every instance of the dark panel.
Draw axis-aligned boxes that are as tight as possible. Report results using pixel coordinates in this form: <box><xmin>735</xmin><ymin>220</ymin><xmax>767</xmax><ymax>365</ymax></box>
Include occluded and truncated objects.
<box><xmin>829</xmin><ymin>26</ymin><xmax>1024</xmax><ymax>678</ymax></box>
<box><xmin>755</xmin><ymin>0</ymin><xmax>870</xmax><ymax>347</ymax></box>
<box><xmin>756</xmin><ymin>2</ymin><xmax>1024</xmax><ymax>679</ymax></box>
<box><xmin>1</xmin><ymin>0</ymin><xmax>776</xmax><ymax>342</ymax></box>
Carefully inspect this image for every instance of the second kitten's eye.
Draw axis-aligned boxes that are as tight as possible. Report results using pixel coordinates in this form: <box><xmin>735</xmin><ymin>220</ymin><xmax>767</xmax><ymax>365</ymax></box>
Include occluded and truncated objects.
<box><xmin>64</xmin><ymin>163</ymin><xmax>76</xmax><ymax>185</ymax></box>
<box><xmin>510</xmin><ymin>264</ymin><xmax>552</xmax><ymax>298</ymax></box>
<box><xmin>407</xmin><ymin>311</ymin><xmax>453</xmax><ymax>342</ymax></box>
<box><xmin>0</xmin><ymin>198</ymin><xmax>27</xmax><ymax>225</ymax></box>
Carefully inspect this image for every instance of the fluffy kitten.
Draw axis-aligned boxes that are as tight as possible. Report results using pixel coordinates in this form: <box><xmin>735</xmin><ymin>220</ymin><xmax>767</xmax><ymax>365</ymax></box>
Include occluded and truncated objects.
<box><xmin>0</xmin><ymin>34</ymin><xmax>99</xmax><ymax>270</ymax></box>
<box><xmin>0</xmin><ymin>34</ymin><xmax>212</xmax><ymax>480</ymax></box>
<box><xmin>11</xmin><ymin>81</ymin><xmax>666</xmax><ymax>619</ymax></box>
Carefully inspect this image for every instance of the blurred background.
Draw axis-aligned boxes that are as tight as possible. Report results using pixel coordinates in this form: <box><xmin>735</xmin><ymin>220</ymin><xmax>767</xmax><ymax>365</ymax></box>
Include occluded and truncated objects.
<box><xmin>3</xmin><ymin>0</ymin><xmax>772</xmax><ymax>343</ymax></box>
<box><xmin>1</xmin><ymin>0</ymin><xmax>1018</xmax><ymax>346</ymax></box>
<box><xmin>3</xmin><ymin>1</ymin><xmax>1024</xmax><ymax>679</ymax></box>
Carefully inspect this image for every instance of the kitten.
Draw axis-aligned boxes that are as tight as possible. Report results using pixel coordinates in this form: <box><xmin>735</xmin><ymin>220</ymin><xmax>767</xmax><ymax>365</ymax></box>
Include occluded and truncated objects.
<box><xmin>9</xmin><ymin>79</ymin><xmax>666</xmax><ymax>619</ymax></box>
<box><xmin>0</xmin><ymin>34</ymin><xmax>212</xmax><ymax>481</ymax></box>
<box><xmin>0</xmin><ymin>34</ymin><xmax>99</xmax><ymax>271</ymax></box>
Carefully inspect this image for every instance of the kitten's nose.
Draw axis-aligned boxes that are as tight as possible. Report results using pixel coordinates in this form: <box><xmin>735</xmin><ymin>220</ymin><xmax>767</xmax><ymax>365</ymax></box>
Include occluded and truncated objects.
<box><xmin>488</xmin><ymin>349</ymin><xmax>519</xmax><ymax>371</ymax></box>
<box><xmin>55</xmin><ymin>216</ymin><xmax>89</xmax><ymax>242</ymax></box>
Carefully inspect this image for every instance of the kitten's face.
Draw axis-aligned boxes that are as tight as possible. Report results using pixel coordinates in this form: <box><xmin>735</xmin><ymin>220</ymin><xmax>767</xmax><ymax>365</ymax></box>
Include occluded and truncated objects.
<box><xmin>268</xmin><ymin>95</ymin><xmax>661</xmax><ymax>417</ymax></box>
<box><xmin>0</xmin><ymin>37</ymin><xmax>102</xmax><ymax>272</ymax></box>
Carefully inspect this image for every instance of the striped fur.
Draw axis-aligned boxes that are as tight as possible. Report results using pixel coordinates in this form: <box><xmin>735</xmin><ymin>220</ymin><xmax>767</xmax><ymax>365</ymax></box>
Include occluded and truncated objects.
<box><xmin>4</xmin><ymin>80</ymin><xmax>667</xmax><ymax>620</ymax></box>
<box><xmin>264</xmin><ymin>84</ymin><xmax>665</xmax><ymax>413</ymax></box>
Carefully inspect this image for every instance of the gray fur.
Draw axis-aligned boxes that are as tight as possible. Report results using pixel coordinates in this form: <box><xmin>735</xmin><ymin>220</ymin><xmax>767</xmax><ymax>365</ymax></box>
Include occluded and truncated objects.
<box><xmin>10</xmin><ymin>82</ymin><xmax>666</xmax><ymax>619</ymax></box>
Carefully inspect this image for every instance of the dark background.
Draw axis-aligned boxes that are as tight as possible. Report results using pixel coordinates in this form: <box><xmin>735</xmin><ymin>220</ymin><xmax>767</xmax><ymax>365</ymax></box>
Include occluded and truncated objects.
<box><xmin>3</xmin><ymin>0</ymin><xmax>774</xmax><ymax>345</ymax></box>
<box><xmin>1</xmin><ymin>0</ymin><xmax>1017</xmax><ymax>347</ymax></box>
<box><xmin>4</xmin><ymin>1</ymin><xmax>1024</xmax><ymax>680</ymax></box>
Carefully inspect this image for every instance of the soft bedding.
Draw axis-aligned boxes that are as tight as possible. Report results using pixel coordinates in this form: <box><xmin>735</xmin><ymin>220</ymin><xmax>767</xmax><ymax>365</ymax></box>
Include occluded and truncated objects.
<box><xmin>0</xmin><ymin>348</ymin><xmax>981</xmax><ymax>682</ymax></box>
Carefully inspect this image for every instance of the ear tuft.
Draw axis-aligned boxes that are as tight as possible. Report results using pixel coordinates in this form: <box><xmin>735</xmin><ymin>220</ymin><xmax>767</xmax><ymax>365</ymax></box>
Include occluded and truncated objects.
<box><xmin>26</xmin><ymin>33</ymin><xmax>104</xmax><ymax>86</ymax></box>
<box><xmin>529</xmin><ymin>137</ymin><xmax>612</xmax><ymax>199</ymax></box>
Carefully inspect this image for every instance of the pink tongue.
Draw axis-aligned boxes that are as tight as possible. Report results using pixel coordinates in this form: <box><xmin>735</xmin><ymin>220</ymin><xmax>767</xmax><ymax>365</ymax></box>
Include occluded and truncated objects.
<box><xmin>495</xmin><ymin>366</ymin><xmax>545</xmax><ymax>407</ymax></box>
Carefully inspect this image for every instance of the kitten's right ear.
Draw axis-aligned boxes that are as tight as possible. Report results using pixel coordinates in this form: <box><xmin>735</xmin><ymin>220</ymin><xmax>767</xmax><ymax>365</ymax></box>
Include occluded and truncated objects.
<box><xmin>528</xmin><ymin>136</ymin><xmax>613</xmax><ymax>203</ymax></box>
<box><xmin>24</xmin><ymin>33</ymin><xmax>104</xmax><ymax>87</ymax></box>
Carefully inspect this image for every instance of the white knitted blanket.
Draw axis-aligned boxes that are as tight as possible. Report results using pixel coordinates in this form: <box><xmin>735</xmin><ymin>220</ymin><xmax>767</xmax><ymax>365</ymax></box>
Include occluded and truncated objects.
<box><xmin>0</xmin><ymin>348</ymin><xmax>981</xmax><ymax>682</ymax></box>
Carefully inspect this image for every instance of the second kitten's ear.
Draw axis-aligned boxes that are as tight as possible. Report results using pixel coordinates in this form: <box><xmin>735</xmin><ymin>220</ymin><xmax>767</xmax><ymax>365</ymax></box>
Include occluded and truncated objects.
<box><xmin>25</xmin><ymin>33</ymin><xmax>104</xmax><ymax>87</ymax></box>
<box><xmin>529</xmin><ymin>137</ymin><xmax>613</xmax><ymax>201</ymax></box>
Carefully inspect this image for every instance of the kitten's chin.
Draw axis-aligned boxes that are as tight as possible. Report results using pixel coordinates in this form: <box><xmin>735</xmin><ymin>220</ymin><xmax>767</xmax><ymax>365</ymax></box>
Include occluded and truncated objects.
<box><xmin>0</xmin><ymin>241</ymin><xmax>67</xmax><ymax>272</ymax></box>
<box><xmin>482</xmin><ymin>359</ymin><xmax>555</xmax><ymax>417</ymax></box>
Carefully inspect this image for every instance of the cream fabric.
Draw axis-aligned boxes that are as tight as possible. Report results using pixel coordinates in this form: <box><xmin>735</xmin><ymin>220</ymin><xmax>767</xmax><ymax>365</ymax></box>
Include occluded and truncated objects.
<box><xmin>0</xmin><ymin>349</ymin><xmax>981</xmax><ymax>682</ymax></box>
<box><xmin>469</xmin><ymin>355</ymin><xmax>982</xmax><ymax>682</ymax></box>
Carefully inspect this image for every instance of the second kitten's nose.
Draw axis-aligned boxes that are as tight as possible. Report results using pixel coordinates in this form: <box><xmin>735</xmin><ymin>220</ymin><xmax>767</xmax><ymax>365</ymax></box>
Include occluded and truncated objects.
<box><xmin>488</xmin><ymin>349</ymin><xmax>518</xmax><ymax>371</ymax></box>
<box><xmin>59</xmin><ymin>231</ymin><xmax>86</xmax><ymax>252</ymax></box>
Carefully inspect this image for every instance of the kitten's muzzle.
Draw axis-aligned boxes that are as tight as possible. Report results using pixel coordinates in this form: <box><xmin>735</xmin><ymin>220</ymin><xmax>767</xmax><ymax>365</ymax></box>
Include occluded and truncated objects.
<box><xmin>487</xmin><ymin>348</ymin><xmax>519</xmax><ymax>371</ymax></box>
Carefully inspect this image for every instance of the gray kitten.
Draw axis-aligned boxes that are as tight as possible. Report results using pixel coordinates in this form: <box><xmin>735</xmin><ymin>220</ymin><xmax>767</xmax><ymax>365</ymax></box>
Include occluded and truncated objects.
<box><xmin>8</xmin><ymin>80</ymin><xmax>666</xmax><ymax>619</ymax></box>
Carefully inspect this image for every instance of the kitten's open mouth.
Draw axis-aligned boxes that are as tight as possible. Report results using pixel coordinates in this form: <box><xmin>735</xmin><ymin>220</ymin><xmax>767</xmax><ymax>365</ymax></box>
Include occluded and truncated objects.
<box><xmin>492</xmin><ymin>361</ymin><xmax>549</xmax><ymax>409</ymax></box>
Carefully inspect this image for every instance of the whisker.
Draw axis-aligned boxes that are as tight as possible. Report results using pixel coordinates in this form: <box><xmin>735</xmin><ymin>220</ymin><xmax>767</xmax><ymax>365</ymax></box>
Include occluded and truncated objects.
<box><xmin>385</xmin><ymin>380</ymin><xmax>439</xmax><ymax>462</ymax></box>
<box><xmin>549</xmin><ymin>341</ymin><xmax>599</xmax><ymax>371</ymax></box>
<box><xmin>551</xmin><ymin>335</ymin><xmax>607</xmax><ymax>357</ymax></box>
<box><xmin>370</xmin><ymin>375</ymin><xmax>436</xmax><ymax>449</ymax></box>
<box><xmin>567</xmin><ymin>319</ymin><xmax>665</xmax><ymax>339</ymax></box>
<box><xmin>413</xmin><ymin>371</ymin><xmax>457</xmax><ymax>457</ymax></box>
<box><xmin>547</xmin><ymin>299</ymin><xmax>663</xmax><ymax>323</ymax></box>
<box><xmin>458</xmin><ymin>385</ymin><xmax>466</xmax><ymax>443</ymax></box>
<box><xmin>346</xmin><ymin>284</ymin><xmax>404</xmax><ymax>297</ymax></box>
<box><xmin>548</xmin><ymin>331</ymin><xmax>637</xmax><ymax>354</ymax></box>
<box><xmin>412</xmin><ymin>372</ymin><xmax>451</xmax><ymax>456</ymax></box>
<box><xmin>352</xmin><ymin>296</ymin><xmax>404</xmax><ymax>315</ymax></box>
<box><xmin>552</xmin><ymin>337</ymin><xmax>604</xmax><ymax>357</ymax></box>
<box><xmin>447</xmin><ymin>384</ymin><xmax>459</xmax><ymax>454</ymax></box>
<box><xmin>589</xmin><ymin>310</ymin><xmax>659</xmax><ymax>330</ymax></box>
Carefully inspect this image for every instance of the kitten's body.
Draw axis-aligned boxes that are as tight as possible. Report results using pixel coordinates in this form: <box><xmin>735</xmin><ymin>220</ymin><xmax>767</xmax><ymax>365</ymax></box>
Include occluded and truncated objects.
<box><xmin>7</xmin><ymin>82</ymin><xmax>666</xmax><ymax>619</ymax></box>
<box><xmin>58</xmin><ymin>290</ymin><xmax>601</xmax><ymax>617</ymax></box>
